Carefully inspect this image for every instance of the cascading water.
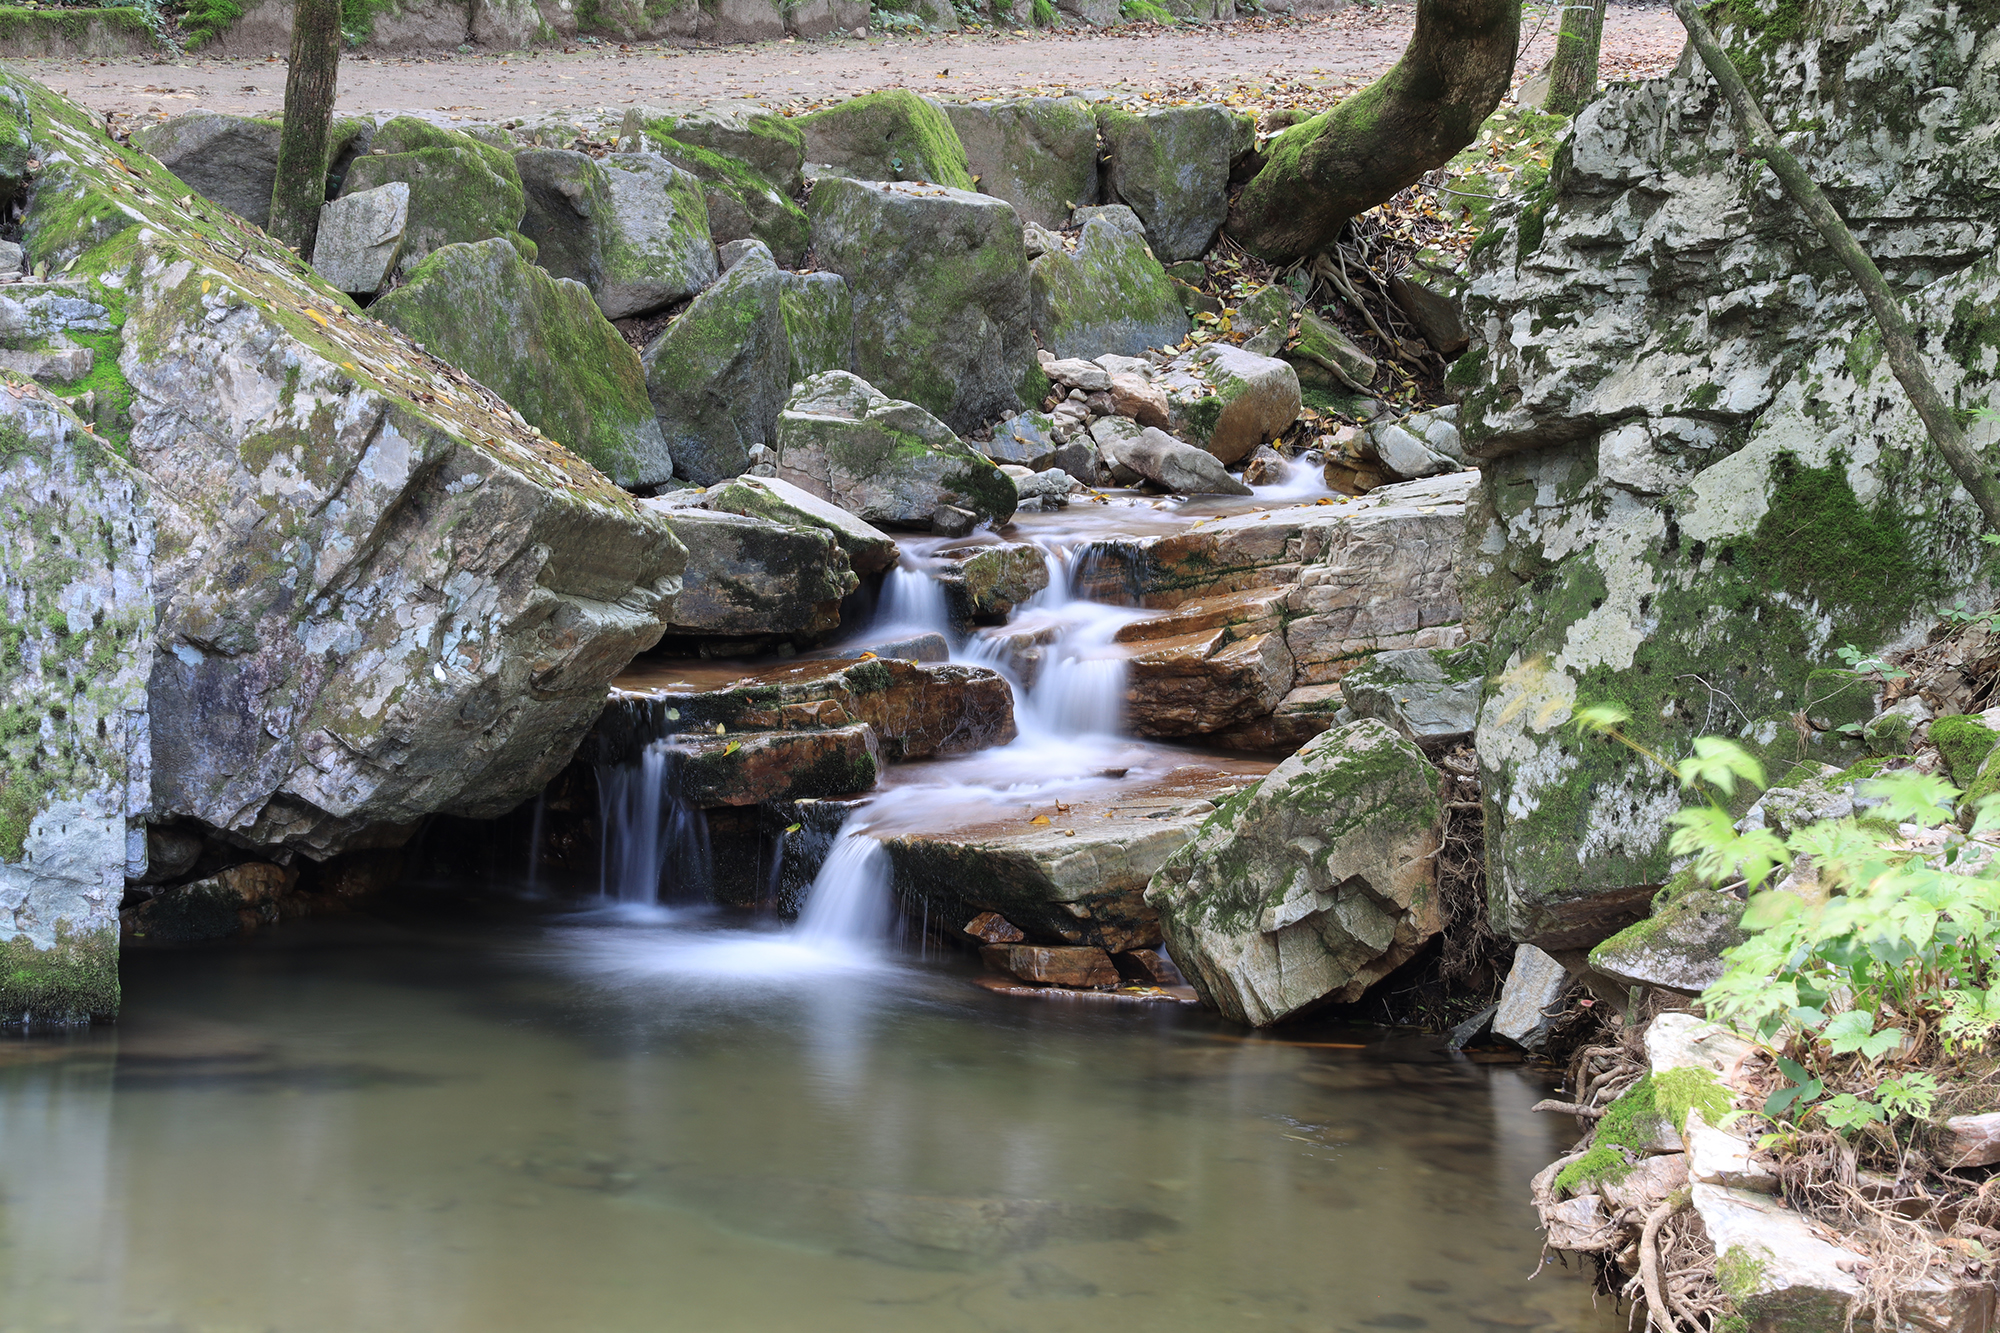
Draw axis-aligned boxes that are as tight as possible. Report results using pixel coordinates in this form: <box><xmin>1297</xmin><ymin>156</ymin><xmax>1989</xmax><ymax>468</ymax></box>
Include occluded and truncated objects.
<box><xmin>960</xmin><ymin>542</ymin><xmax>1145</xmax><ymax>739</ymax></box>
<box><xmin>594</xmin><ymin>740</ymin><xmax>713</xmax><ymax>905</ymax></box>
<box><xmin>874</xmin><ymin>558</ymin><xmax>951</xmax><ymax>636</ymax></box>
<box><xmin>792</xmin><ymin>829</ymin><xmax>894</xmax><ymax>950</ymax></box>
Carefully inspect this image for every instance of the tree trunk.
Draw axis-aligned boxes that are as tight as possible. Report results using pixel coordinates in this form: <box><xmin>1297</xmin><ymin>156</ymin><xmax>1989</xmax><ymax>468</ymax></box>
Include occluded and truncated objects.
<box><xmin>267</xmin><ymin>0</ymin><xmax>342</xmax><ymax>257</ymax></box>
<box><xmin>1225</xmin><ymin>0</ymin><xmax>1520</xmax><ymax>264</ymax></box>
<box><xmin>1543</xmin><ymin>0</ymin><xmax>1606</xmax><ymax>117</ymax></box>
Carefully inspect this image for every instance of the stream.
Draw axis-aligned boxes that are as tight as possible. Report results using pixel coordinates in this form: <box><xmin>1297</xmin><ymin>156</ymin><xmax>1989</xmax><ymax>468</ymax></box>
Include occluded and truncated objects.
<box><xmin>1</xmin><ymin>478</ymin><xmax>1626</xmax><ymax>1333</ymax></box>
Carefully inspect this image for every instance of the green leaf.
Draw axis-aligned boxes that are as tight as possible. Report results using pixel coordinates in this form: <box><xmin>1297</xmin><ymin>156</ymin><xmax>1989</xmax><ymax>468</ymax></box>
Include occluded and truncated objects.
<box><xmin>1742</xmin><ymin>889</ymin><xmax>1804</xmax><ymax>931</ymax></box>
<box><xmin>1673</xmin><ymin>736</ymin><xmax>1766</xmax><ymax>797</ymax></box>
<box><xmin>1570</xmin><ymin>702</ymin><xmax>1632</xmax><ymax>736</ymax></box>
<box><xmin>1861</xmin><ymin>772</ymin><xmax>1961</xmax><ymax>827</ymax></box>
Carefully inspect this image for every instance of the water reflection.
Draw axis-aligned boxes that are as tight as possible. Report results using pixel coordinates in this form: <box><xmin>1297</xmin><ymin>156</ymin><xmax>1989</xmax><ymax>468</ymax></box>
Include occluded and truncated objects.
<box><xmin>0</xmin><ymin>910</ymin><xmax>1624</xmax><ymax>1333</ymax></box>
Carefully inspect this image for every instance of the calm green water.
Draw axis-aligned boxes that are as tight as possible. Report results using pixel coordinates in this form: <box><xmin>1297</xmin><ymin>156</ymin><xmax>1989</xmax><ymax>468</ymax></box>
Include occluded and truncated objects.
<box><xmin>0</xmin><ymin>902</ymin><xmax>1622</xmax><ymax>1333</ymax></box>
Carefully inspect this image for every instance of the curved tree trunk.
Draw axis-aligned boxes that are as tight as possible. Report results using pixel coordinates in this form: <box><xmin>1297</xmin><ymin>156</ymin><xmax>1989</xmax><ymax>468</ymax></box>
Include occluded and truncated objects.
<box><xmin>1544</xmin><ymin>0</ymin><xmax>1606</xmax><ymax>117</ymax></box>
<box><xmin>268</xmin><ymin>0</ymin><xmax>342</xmax><ymax>257</ymax></box>
<box><xmin>1226</xmin><ymin>0</ymin><xmax>1521</xmax><ymax>264</ymax></box>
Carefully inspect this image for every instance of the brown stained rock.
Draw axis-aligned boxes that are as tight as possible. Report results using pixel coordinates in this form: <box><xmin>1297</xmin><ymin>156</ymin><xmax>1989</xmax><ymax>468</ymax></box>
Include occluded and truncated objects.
<box><xmin>1945</xmin><ymin>1113</ymin><xmax>2000</xmax><ymax>1168</ymax></box>
<box><xmin>980</xmin><ymin>943</ymin><xmax>1120</xmax><ymax>989</ymax></box>
<box><xmin>1108</xmin><ymin>371</ymin><xmax>1170</xmax><ymax>429</ymax></box>
<box><xmin>666</xmin><ymin>724</ymin><xmax>880</xmax><ymax>805</ymax></box>
<box><xmin>1207</xmin><ymin>682</ymin><xmax>1347</xmax><ymax>754</ymax></box>
<box><xmin>1124</xmin><ymin>628</ymin><xmax>1295</xmax><ymax>738</ymax></box>
<box><xmin>1114</xmin><ymin>587</ymin><xmax>1290</xmax><ymax>646</ymax></box>
<box><xmin>1242</xmin><ymin>444</ymin><xmax>1290</xmax><ymax>486</ymax></box>
<box><xmin>1117</xmin><ymin>948</ymin><xmax>1184</xmax><ymax>986</ymax></box>
<box><xmin>962</xmin><ymin>911</ymin><xmax>1026</xmax><ymax>945</ymax></box>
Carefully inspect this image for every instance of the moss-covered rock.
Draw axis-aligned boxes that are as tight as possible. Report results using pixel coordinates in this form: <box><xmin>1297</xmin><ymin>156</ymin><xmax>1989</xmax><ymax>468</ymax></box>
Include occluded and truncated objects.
<box><xmin>798</xmin><ymin>89</ymin><xmax>974</xmax><ymax>189</ymax></box>
<box><xmin>1340</xmin><ymin>644</ymin><xmax>1485</xmax><ymax>750</ymax></box>
<box><xmin>695</xmin><ymin>473</ymin><xmax>899</xmax><ymax>575</ymax></box>
<box><xmin>1029</xmin><ymin>205</ymin><xmax>1190</xmax><ymax>360</ymax></box>
<box><xmin>517</xmin><ymin>148</ymin><xmax>715</xmax><ymax>319</ymax></box>
<box><xmin>340</xmin><ymin>116</ymin><xmax>531</xmax><ymax>277</ymax></box>
<box><xmin>641</xmin><ymin>243</ymin><xmax>790</xmax><ymax>485</ymax></box>
<box><xmin>1285</xmin><ymin>308</ymin><xmax>1377</xmax><ymax>392</ymax></box>
<box><xmin>1588</xmin><ymin>886</ymin><xmax>1747</xmax><ymax>995</ymax></box>
<box><xmin>943</xmin><ymin>96</ymin><xmax>1099</xmax><ymax>229</ymax></box>
<box><xmin>1459</xmin><ymin>0</ymin><xmax>2000</xmax><ymax>951</ymax></box>
<box><xmin>618</xmin><ymin>104</ymin><xmax>811</xmax><ymax>268</ymax></box>
<box><xmin>1146</xmin><ymin>719</ymin><xmax>1443</xmax><ymax>1025</ymax></box>
<box><xmin>1931</xmin><ymin>714</ymin><xmax>1998</xmax><ymax>787</ymax></box>
<box><xmin>773</xmin><ymin>370</ymin><xmax>1017</xmax><ymax>530</ymax></box>
<box><xmin>372</xmin><ymin>237</ymin><xmax>672</xmax><ymax>490</ymax></box>
<box><xmin>808</xmin><ymin>176</ymin><xmax>1037</xmax><ymax>432</ymax></box>
<box><xmin>779</xmin><ymin>268</ymin><xmax>853</xmax><ymax>388</ymax></box>
<box><xmin>1094</xmin><ymin>103</ymin><xmax>1251</xmax><ymax>262</ymax></box>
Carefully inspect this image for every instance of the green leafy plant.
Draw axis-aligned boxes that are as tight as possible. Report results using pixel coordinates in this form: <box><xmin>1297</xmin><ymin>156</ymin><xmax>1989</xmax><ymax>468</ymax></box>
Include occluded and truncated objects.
<box><xmin>1572</xmin><ymin>703</ymin><xmax>2000</xmax><ymax>1141</ymax></box>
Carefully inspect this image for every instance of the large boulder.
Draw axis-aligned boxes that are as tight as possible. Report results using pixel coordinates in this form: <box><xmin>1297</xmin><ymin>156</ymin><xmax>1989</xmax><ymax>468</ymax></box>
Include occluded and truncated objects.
<box><xmin>641</xmin><ymin>505</ymin><xmax>858</xmax><ymax>649</ymax></box>
<box><xmin>1029</xmin><ymin>205</ymin><xmax>1190</xmax><ymax>360</ymax></box>
<box><xmin>1147</xmin><ymin>720</ymin><xmax>1444</xmax><ymax>1025</ymax></box>
<box><xmin>619</xmin><ymin>103</ymin><xmax>812</xmax><ymax>268</ymax></box>
<box><xmin>1157</xmin><ymin>343</ymin><xmax>1302</xmax><ymax>465</ymax></box>
<box><xmin>1459</xmin><ymin>0</ymin><xmax>2000</xmax><ymax>951</ymax></box>
<box><xmin>1098</xmin><ymin>425</ymin><xmax>1252</xmax><ymax>495</ymax></box>
<box><xmin>773</xmin><ymin>371</ymin><xmax>1017</xmax><ymax>529</ymax></box>
<box><xmin>693</xmin><ymin>473</ymin><xmax>899</xmax><ymax>575</ymax></box>
<box><xmin>641</xmin><ymin>244</ymin><xmax>856</xmax><ymax>485</ymax></box>
<box><xmin>797</xmin><ymin>89</ymin><xmax>974</xmax><ymax>189</ymax></box>
<box><xmin>311</xmin><ymin>182</ymin><xmax>410</xmax><ymax>298</ymax></box>
<box><xmin>339</xmin><ymin>116</ymin><xmax>532</xmax><ymax>278</ymax></box>
<box><xmin>808</xmin><ymin>176</ymin><xmax>1040</xmax><ymax>433</ymax></box>
<box><xmin>516</xmin><ymin>149</ymin><xmax>716</xmax><ymax>319</ymax></box>
<box><xmin>0</xmin><ymin>70</ymin><xmax>687</xmax><ymax>1032</ymax></box>
<box><xmin>370</xmin><ymin>238</ymin><xmax>674</xmax><ymax>491</ymax></box>
<box><xmin>1340</xmin><ymin>644</ymin><xmax>1485</xmax><ymax>751</ymax></box>
<box><xmin>129</xmin><ymin>112</ymin><xmax>283</xmax><ymax>227</ymax></box>
<box><xmin>1</xmin><ymin>385</ymin><xmax>147</xmax><ymax>1025</ymax></box>
<box><xmin>943</xmin><ymin>97</ymin><xmax>1099</xmax><ymax>230</ymax></box>
<box><xmin>1094</xmin><ymin>104</ymin><xmax>1250</xmax><ymax>262</ymax></box>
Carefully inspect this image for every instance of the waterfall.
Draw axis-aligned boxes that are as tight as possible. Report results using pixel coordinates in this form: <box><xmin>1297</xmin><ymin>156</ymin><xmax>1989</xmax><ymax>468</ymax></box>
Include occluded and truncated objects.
<box><xmin>793</xmin><ymin>829</ymin><xmax>894</xmax><ymax>949</ymax></box>
<box><xmin>962</xmin><ymin>541</ymin><xmax>1135</xmax><ymax>739</ymax></box>
<box><xmin>594</xmin><ymin>740</ymin><xmax>713</xmax><ymax>906</ymax></box>
<box><xmin>875</xmin><ymin>559</ymin><xmax>950</xmax><ymax>636</ymax></box>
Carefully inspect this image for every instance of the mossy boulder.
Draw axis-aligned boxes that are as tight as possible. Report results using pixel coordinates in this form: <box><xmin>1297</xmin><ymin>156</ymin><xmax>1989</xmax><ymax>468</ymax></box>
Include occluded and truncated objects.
<box><xmin>1029</xmin><ymin>205</ymin><xmax>1190</xmax><ymax>360</ymax></box>
<box><xmin>779</xmin><ymin>269</ymin><xmax>854</xmax><ymax>387</ymax></box>
<box><xmin>808</xmin><ymin>176</ymin><xmax>1038</xmax><ymax>433</ymax></box>
<box><xmin>1340</xmin><ymin>644</ymin><xmax>1485</xmax><ymax>751</ymax></box>
<box><xmin>1931</xmin><ymin>714</ymin><xmax>1997</xmax><ymax>786</ymax></box>
<box><xmin>695</xmin><ymin>473</ymin><xmax>900</xmax><ymax>575</ymax></box>
<box><xmin>340</xmin><ymin>116</ymin><xmax>531</xmax><ymax>277</ymax></box>
<box><xmin>1286</xmin><ymin>308</ymin><xmax>1377</xmax><ymax>392</ymax></box>
<box><xmin>619</xmin><ymin>104</ymin><xmax>812</xmax><ymax>268</ymax></box>
<box><xmin>1095</xmin><ymin>103</ymin><xmax>1251</xmax><ymax>262</ymax></box>
<box><xmin>370</xmin><ymin>237</ymin><xmax>674</xmax><ymax>490</ymax></box>
<box><xmin>797</xmin><ymin>89</ymin><xmax>974</xmax><ymax>189</ymax></box>
<box><xmin>943</xmin><ymin>96</ymin><xmax>1100</xmax><ymax>229</ymax></box>
<box><xmin>1459</xmin><ymin>0</ymin><xmax>2000</xmax><ymax>952</ymax></box>
<box><xmin>1146</xmin><ymin>718</ymin><xmax>1444</xmax><ymax>1026</ymax></box>
<box><xmin>641</xmin><ymin>243</ymin><xmax>790</xmax><ymax>485</ymax></box>
<box><xmin>516</xmin><ymin>148</ymin><xmax>716</xmax><ymax>319</ymax></box>
<box><xmin>773</xmin><ymin>371</ymin><xmax>1017</xmax><ymax>530</ymax></box>
<box><xmin>0</xmin><ymin>382</ymin><xmax>143</xmax><ymax>1025</ymax></box>
<box><xmin>1587</xmin><ymin>886</ymin><xmax>1747</xmax><ymax>995</ymax></box>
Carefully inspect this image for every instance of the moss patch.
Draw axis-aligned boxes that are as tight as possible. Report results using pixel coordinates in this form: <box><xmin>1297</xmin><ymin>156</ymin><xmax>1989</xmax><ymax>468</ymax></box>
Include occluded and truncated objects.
<box><xmin>1</xmin><ymin>922</ymin><xmax>117</xmax><ymax>1025</ymax></box>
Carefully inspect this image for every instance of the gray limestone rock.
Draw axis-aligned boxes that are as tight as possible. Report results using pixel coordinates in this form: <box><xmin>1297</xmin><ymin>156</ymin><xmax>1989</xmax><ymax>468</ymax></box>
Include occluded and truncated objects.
<box><xmin>372</xmin><ymin>238</ymin><xmax>674</xmax><ymax>490</ymax></box>
<box><xmin>1588</xmin><ymin>888</ymin><xmax>1748</xmax><ymax>995</ymax></box>
<box><xmin>1146</xmin><ymin>720</ymin><xmax>1444</xmax><ymax>1026</ymax></box>
<box><xmin>517</xmin><ymin>148</ymin><xmax>716</xmax><ymax>319</ymax></box>
<box><xmin>339</xmin><ymin>117</ymin><xmax>531</xmax><ymax>277</ymax></box>
<box><xmin>311</xmin><ymin>181</ymin><xmax>409</xmax><ymax>297</ymax></box>
<box><xmin>1339</xmin><ymin>644</ymin><xmax>1485</xmax><ymax>751</ymax></box>
<box><xmin>1160</xmin><ymin>344</ymin><xmax>1302</xmax><ymax>466</ymax></box>
<box><xmin>809</xmin><ymin>176</ymin><xmax>1038</xmax><ymax>433</ymax></box>
<box><xmin>1030</xmin><ymin>207</ymin><xmax>1190</xmax><ymax>361</ymax></box>
<box><xmin>620</xmin><ymin>104</ymin><xmax>811</xmax><ymax>268</ymax></box>
<box><xmin>130</xmin><ymin>111</ymin><xmax>283</xmax><ymax>227</ymax></box>
<box><xmin>981</xmin><ymin>410</ymin><xmax>1059</xmax><ymax>467</ymax></box>
<box><xmin>642</xmin><ymin>245</ymin><xmax>790</xmax><ymax>485</ymax></box>
<box><xmin>1094</xmin><ymin>104</ymin><xmax>1249</xmax><ymax>262</ymax></box>
<box><xmin>642</xmin><ymin>506</ymin><xmax>858</xmax><ymax>646</ymax></box>
<box><xmin>1104</xmin><ymin>426</ymin><xmax>1252</xmax><ymax>496</ymax></box>
<box><xmin>1494</xmin><ymin>944</ymin><xmax>1570</xmax><ymax>1051</ymax></box>
<box><xmin>696</xmin><ymin>473</ymin><xmax>900</xmax><ymax>576</ymax></box>
<box><xmin>773</xmin><ymin>371</ymin><xmax>1018</xmax><ymax>529</ymax></box>
<box><xmin>779</xmin><ymin>268</ymin><xmax>854</xmax><ymax>387</ymax></box>
<box><xmin>943</xmin><ymin>97</ymin><xmax>1099</xmax><ymax>230</ymax></box>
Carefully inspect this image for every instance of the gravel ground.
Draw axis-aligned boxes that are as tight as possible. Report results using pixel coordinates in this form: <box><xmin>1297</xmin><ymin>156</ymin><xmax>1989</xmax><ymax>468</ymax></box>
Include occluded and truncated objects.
<box><xmin>12</xmin><ymin>4</ymin><xmax>1687</xmax><ymax>126</ymax></box>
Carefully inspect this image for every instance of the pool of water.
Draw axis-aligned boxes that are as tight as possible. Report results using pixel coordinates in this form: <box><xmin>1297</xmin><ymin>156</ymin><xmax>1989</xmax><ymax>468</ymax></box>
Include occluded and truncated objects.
<box><xmin>0</xmin><ymin>901</ymin><xmax>1623</xmax><ymax>1333</ymax></box>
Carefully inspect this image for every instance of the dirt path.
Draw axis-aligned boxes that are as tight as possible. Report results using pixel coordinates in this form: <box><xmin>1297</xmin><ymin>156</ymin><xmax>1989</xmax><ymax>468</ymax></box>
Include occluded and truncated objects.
<box><xmin>13</xmin><ymin>4</ymin><xmax>1685</xmax><ymax>124</ymax></box>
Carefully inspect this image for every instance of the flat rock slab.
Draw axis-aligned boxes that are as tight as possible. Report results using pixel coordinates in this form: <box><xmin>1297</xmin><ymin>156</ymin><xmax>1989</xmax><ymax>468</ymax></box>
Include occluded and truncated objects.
<box><xmin>665</xmin><ymin>723</ymin><xmax>880</xmax><ymax>805</ymax></box>
<box><xmin>970</xmin><ymin>974</ymin><xmax>1201</xmax><ymax>1004</ymax></box>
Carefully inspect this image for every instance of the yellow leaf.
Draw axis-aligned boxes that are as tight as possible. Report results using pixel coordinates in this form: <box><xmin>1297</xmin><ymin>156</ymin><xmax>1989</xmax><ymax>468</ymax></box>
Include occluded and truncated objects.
<box><xmin>1030</xmin><ymin>814</ymin><xmax>1051</xmax><ymax>825</ymax></box>
<box><xmin>306</xmin><ymin>309</ymin><xmax>329</xmax><ymax>327</ymax></box>
<box><xmin>723</xmin><ymin>741</ymin><xmax>741</xmax><ymax>756</ymax></box>
<box><xmin>785</xmin><ymin>823</ymin><xmax>802</xmax><ymax>834</ymax></box>
<box><xmin>858</xmin><ymin>651</ymin><xmax>878</xmax><ymax>659</ymax></box>
<box><xmin>714</xmin><ymin>723</ymin><xmax>726</xmax><ymax>734</ymax></box>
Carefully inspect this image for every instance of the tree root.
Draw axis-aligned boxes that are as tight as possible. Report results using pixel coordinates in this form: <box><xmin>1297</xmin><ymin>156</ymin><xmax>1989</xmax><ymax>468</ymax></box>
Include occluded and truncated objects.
<box><xmin>1637</xmin><ymin>1194</ymin><xmax>1689</xmax><ymax>1332</ymax></box>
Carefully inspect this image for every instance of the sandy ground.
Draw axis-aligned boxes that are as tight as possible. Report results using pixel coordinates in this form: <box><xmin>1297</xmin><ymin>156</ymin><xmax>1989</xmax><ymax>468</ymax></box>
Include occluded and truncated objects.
<box><xmin>9</xmin><ymin>4</ymin><xmax>1687</xmax><ymax>124</ymax></box>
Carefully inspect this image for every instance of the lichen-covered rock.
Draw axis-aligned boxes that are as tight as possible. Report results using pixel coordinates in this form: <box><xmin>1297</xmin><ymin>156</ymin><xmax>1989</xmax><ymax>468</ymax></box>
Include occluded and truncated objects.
<box><xmin>1159</xmin><ymin>344</ymin><xmax>1301</xmax><ymax>465</ymax></box>
<box><xmin>809</xmin><ymin>176</ymin><xmax>1039</xmax><ymax>433</ymax></box>
<box><xmin>1340</xmin><ymin>644</ymin><xmax>1484</xmax><ymax>751</ymax></box>
<box><xmin>0</xmin><ymin>73</ymin><xmax>689</xmax><ymax>898</ymax></box>
<box><xmin>935</xmin><ymin>542</ymin><xmax>1050</xmax><ymax>620</ymax></box>
<box><xmin>339</xmin><ymin>116</ymin><xmax>531</xmax><ymax>277</ymax></box>
<box><xmin>0</xmin><ymin>384</ymin><xmax>144</xmax><ymax>1025</ymax></box>
<box><xmin>943</xmin><ymin>96</ymin><xmax>1099</xmax><ymax>229</ymax></box>
<box><xmin>641</xmin><ymin>243</ymin><xmax>789</xmax><ymax>485</ymax></box>
<box><xmin>779</xmin><ymin>268</ymin><xmax>854</xmax><ymax>387</ymax></box>
<box><xmin>1460</xmin><ymin>0</ymin><xmax>2000</xmax><ymax>952</ymax></box>
<box><xmin>1030</xmin><ymin>205</ymin><xmax>1190</xmax><ymax>360</ymax></box>
<box><xmin>371</xmin><ymin>237</ymin><xmax>673</xmax><ymax>490</ymax></box>
<box><xmin>695</xmin><ymin>472</ymin><xmax>899</xmax><ymax>575</ymax></box>
<box><xmin>642</xmin><ymin>505</ymin><xmax>857</xmax><ymax>647</ymax></box>
<box><xmin>1588</xmin><ymin>886</ymin><xmax>1747</xmax><ymax>995</ymax></box>
<box><xmin>618</xmin><ymin>103</ymin><xmax>812</xmax><ymax>268</ymax></box>
<box><xmin>516</xmin><ymin>148</ymin><xmax>716</xmax><ymax>319</ymax></box>
<box><xmin>311</xmin><ymin>181</ymin><xmax>409</xmax><ymax>297</ymax></box>
<box><xmin>1095</xmin><ymin>103</ymin><xmax>1250</xmax><ymax>262</ymax></box>
<box><xmin>773</xmin><ymin>371</ymin><xmax>1018</xmax><ymax>528</ymax></box>
<box><xmin>1147</xmin><ymin>719</ymin><xmax>1443</xmax><ymax>1026</ymax></box>
<box><xmin>981</xmin><ymin>409</ymin><xmax>1059</xmax><ymax>467</ymax></box>
<box><xmin>798</xmin><ymin>89</ymin><xmax>973</xmax><ymax>188</ymax></box>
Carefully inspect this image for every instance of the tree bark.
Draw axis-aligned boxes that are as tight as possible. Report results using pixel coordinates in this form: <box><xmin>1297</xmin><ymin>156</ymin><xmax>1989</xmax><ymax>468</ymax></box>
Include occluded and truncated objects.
<box><xmin>1673</xmin><ymin>0</ymin><xmax>2000</xmax><ymax>533</ymax></box>
<box><xmin>1225</xmin><ymin>0</ymin><xmax>1520</xmax><ymax>264</ymax></box>
<box><xmin>267</xmin><ymin>0</ymin><xmax>342</xmax><ymax>257</ymax></box>
<box><xmin>1543</xmin><ymin>0</ymin><xmax>1605</xmax><ymax>117</ymax></box>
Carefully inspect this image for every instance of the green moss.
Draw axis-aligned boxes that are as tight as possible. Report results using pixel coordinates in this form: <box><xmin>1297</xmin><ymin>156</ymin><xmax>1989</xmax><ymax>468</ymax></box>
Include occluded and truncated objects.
<box><xmin>1553</xmin><ymin>1069</ymin><xmax>1726</xmax><ymax>1193</ymax></box>
<box><xmin>180</xmin><ymin>0</ymin><xmax>245</xmax><ymax>47</ymax></box>
<box><xmin>796</xmin><ymin>90</ymin><xmax>974</xmax><ymax>190</ymax></box>
<box><xmin>0</xmin><ymin>7</ymin><xmax>152</xmax><ymax>49</ymax></box>
<box><xmin>1935</xmin><ymin>714</ymin><xmax>2000</xmax><ymax>786</ymax></box>
<box><xmin>0</xmin><ymin>922</ymin><xmax>118</xmax><ymax>1025</ymax></box>
<box><xmin>1714</xmin><ymin>1245</ymin><xmax>1769</xmax><ymax>1302</ymax></box>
